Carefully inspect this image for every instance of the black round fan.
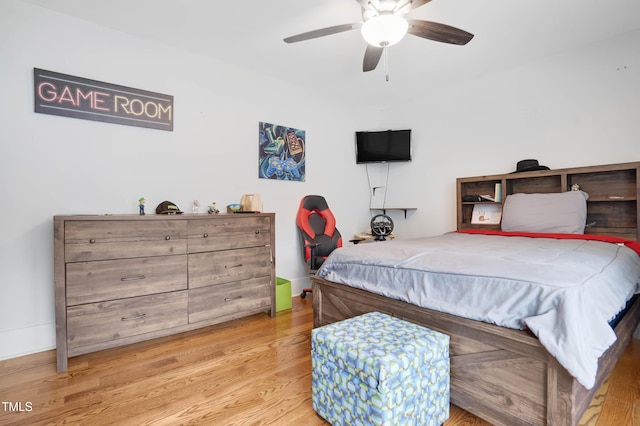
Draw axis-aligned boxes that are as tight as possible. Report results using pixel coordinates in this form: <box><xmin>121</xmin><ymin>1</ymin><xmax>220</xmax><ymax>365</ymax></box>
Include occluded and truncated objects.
<box><xmin>370</xmin><ymin>214</ymin><xmax>394</xmax><ymax>241</ymax></box>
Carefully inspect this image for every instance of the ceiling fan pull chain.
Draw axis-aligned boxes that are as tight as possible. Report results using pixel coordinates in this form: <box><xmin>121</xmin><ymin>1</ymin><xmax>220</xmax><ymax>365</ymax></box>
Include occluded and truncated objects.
<box><xmin>380</xmin><ymin>41</ymin><xmax>390</xmax><ymax>82</ymax></box>
<box><xmin>385</xmin><ymin>46</ymin><xmax>389</xmax><ymax>81</ymax></box>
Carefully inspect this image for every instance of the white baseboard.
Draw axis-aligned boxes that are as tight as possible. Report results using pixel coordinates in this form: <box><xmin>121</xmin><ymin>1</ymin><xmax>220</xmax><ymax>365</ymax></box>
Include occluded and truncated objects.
<box><xmin>0</xmin><ymin>322</ymin><xmax>56</xmax><ymax>361</ymax></box>
<box><xmin>289</xmin><ymin>275</ymin><xmax>312</xmax><ymax>298</ymax></box>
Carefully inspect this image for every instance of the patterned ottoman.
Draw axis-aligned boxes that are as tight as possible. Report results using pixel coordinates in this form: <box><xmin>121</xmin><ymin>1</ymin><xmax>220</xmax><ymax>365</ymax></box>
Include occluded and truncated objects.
<box><xmin>311</xmin><ymin>312</ymin><xmax>449</xmax><ymax>426</ymax></box>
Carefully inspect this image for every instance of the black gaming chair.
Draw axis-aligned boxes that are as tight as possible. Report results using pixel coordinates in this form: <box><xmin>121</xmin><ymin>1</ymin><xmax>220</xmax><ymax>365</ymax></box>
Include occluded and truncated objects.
<box><xmin>296</xmin><ymin>195</ymin><xmax>345</xmax><ymax>298</ymax></box>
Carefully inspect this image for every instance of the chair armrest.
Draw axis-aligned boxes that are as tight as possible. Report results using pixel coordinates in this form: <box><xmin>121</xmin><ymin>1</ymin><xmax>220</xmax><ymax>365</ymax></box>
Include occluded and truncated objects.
<box><xmin>304</xmin><ymin>243</ymin><xmax>322</xmax><ymax>269</ymax></box>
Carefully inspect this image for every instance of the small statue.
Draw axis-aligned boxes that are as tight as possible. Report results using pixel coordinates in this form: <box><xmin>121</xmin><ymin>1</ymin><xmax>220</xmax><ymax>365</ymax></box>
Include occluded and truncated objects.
<box><xmin>208</xmin><ymin>202</ymin><xmax>220</xmax><ymax>215</ymax></box>
<box><xmin>138</xmin><ymin>197</ymin><xmax>146</xmax><ymax>215</ymax></box>
<box><xmin>192</xmin><ymin>200</ymin><xmax>200</xmax><ymax>214</ymax></box>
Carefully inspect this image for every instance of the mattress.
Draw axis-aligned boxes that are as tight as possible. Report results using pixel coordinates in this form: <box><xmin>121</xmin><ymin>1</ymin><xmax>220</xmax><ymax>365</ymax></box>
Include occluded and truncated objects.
<box><xmin>316</xmin><ymin>231</ymin><xmax>640</xmax><ymax>389</ymax></box>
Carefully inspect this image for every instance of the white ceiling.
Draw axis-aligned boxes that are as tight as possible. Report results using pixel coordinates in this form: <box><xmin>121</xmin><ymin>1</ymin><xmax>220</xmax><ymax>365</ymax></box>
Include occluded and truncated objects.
<box><xmin>22</xmin><ymin>0</ymin><xmax>640</xmax><ymax>106</ymax></box>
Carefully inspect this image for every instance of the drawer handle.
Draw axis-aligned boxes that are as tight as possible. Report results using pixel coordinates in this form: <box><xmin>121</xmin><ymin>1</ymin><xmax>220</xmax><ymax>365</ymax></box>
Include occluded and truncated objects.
<box><xmin>203</xmin><ymin>233</ymin><xmax>208</xmax><ymax>238</ymax></box>
<box><xmin>121</xmin><ymin>313</ymin><xmax>146</xmax><ymax>321</ymax></box>
<box><xmin>165</xmin><ymin>236</ymin><xmax>171</xmax><ymax>240</ymax></box>
<box><xmin>224</xmin><ymin>296</ymin><xmax>243</xmax><ymax>302</ymax></box>
<box><xmin>255</xmin><ymin>230</ymin><xmax>260</xmax><ymax>234</ymax></box>
<box><xmin>225</xmin><ymin>263</ymin><xmax>243</xmax><ymax>269</ymax></box>
<box><xmin>120</xmin><ymin>275</ymin><xmax>146</xmax><ymax>282</ymax></box>
<box><xmin>89</xmin><ymin>239</ymin><xmax>96</xmax><ymax>244</ymax></box>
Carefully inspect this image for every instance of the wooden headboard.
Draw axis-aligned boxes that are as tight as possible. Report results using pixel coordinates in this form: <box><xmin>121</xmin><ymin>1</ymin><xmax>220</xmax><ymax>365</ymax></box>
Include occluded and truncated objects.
<box><xmin>456</xmin><ymin>161</ymin><xmax>640</xmax><ymax>241</ymax></box>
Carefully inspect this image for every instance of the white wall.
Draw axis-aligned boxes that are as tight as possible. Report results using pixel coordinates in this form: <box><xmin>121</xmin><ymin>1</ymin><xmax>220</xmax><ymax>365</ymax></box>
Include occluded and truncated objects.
<box><xmin>379</xmin><ymin>29</ymin><xmax>640</xmax><ymax>239</ymax></box>
<box><xmin>2</xmin><ymin>1</ymin><xmax>639</xmax><ymax>360</ymax></box>
<box><xmin>0</xmin><ymin>0</ymin><xmax>378</xmax><ymax>360</ymax></box>
<box><xmin>378</xmin><ymin>29</ymin><xmax>640</xmax><ymax>338</ymax></box>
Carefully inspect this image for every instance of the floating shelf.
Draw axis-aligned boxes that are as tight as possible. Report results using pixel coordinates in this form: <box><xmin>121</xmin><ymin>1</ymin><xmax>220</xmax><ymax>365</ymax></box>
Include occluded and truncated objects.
<box><xmin>370</xmin><ymin>207</ymin><xmax>417</xmax><ymax>218</ymax></box>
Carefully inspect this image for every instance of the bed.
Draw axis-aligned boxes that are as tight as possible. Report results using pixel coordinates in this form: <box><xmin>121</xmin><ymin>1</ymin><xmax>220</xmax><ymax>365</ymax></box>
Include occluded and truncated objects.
<box><xmin>311</xmin><ymin>162</ymin><xmax>640</xmax><ymax>426</ymax></box>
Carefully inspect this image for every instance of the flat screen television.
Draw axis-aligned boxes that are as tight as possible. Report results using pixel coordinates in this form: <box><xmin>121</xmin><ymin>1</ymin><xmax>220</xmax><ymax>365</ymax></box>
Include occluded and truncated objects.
<box><xmin>355</xmin><ymin>129</ymin><xmax>412</xmax><ymax>163</ymax></box>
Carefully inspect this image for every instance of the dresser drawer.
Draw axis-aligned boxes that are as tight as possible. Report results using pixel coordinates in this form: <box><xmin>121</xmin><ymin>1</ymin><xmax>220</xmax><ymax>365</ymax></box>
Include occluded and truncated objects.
<box><xmin>66</xmin><ymin>255</ymin><xmax>188</xmax><ymax>305</ymax></box>
<box><xmin>188</xmin><ymin>247</ymin><xmax>272</xmax><ymax>289</ymax></box>
<box><xmin>188</xmin><ymin>277</ymin><xmax>271</xmax><ymax>323</ymax></box>
<box><xmin>65</xmin><ymin>220</ymin><xmax>187</xmax><ymax>262</ymax></box>
<box><xmin>67</xmin><ymin>291</ymin><xmax>188</xmax><ymax>350</ymax></box>
<box><xmin>188</xmin><ymin>216</ymin><xmax>271</xmax><ymax>253</ymax></box>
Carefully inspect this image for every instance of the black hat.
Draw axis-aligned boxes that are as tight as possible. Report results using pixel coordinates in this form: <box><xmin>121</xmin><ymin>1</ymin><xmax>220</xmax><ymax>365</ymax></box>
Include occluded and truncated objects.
<box><xmin>156</xmin><ymin>201</ymin><xmax>183</xmax><ymax>214</ymax></box>
<box><xmin>513</xmin><ymin>159</ymin><xmax>550</xmax><ymax>173</ymax></box>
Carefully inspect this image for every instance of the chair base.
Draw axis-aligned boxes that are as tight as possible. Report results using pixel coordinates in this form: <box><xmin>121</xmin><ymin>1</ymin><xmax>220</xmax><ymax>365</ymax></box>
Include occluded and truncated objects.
<box><xmin>300</xmin><ymin>288</ymin><xmax>312</xmax><ymax>298</ymax></box>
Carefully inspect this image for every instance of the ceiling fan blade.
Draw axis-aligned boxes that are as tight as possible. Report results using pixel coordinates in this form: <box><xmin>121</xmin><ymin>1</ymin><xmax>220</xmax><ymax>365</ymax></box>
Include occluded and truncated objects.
<box><xmin>407</xmin><ymin>20</ymin><xmax>474</xmax><ymax>45</ymax></box>
<box><xmin>363</xmin><ymin>44</ymin><xmax>384</xmax><ymax>72</ymax></box>
<box><xmin>284</xmin><ymin>23</ymin><xmax>362</xmax><ymax>43</ymax></box>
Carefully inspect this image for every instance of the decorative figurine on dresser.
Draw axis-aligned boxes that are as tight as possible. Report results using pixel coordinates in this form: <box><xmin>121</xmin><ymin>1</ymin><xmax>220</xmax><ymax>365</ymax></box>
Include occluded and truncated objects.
<box><xmin>208</xmin><ymin>202</ymin><xmax>220</xmax><ymax>214</ymax></box>
<box><xmin>138</xmin><ymin>197</ymin><xmax>145</xmax><ymax>215</ymax></box>
<box><xmin>53</xmin><ymin>212</ymin><xmax>276</xmax><ymax>372</ymax></box>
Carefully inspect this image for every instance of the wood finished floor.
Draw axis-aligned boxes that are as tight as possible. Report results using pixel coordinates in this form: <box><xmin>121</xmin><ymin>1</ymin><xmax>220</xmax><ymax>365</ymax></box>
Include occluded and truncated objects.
<box><xmin>0</xmin><ymin>296</ymin><xmax>638</xmax><ymax>425</ymax></box>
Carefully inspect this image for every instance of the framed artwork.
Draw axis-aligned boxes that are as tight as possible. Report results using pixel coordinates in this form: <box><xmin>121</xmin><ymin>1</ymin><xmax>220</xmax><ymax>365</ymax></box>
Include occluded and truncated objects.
<box><xmin>258</xmin><ymin>122</ymin><xmax>305</xmax><ymax>182</ymax></box>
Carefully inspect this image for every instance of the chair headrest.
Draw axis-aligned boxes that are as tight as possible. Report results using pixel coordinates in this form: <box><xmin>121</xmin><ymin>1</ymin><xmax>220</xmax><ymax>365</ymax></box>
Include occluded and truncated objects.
<box><xmin>296</xmin><ymin>195</ymin><xmax>337</xmax><ymax>238</ymax></box>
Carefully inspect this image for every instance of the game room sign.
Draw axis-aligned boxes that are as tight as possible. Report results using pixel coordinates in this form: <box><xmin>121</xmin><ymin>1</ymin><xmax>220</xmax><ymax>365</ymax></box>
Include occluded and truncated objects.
<box><xmin>34</xmin><ymin>68</ymin><xmax>173</xmax><ymax>131</ymax></box>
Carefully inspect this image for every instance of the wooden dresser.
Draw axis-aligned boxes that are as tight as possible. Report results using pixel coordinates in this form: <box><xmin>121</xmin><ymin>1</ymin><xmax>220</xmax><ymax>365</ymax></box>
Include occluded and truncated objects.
<box><xmin>53</xmin><ymin>213</ymin><xmax>276</xmax><ymax>372</ymax></box>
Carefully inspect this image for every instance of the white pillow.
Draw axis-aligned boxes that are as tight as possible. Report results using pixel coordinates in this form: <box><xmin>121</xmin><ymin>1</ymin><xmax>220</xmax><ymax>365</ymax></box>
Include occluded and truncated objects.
<box><xmin>501</xmin><ymin>191</ymin><xmax>589</xmax><ymax>234</ymax></box>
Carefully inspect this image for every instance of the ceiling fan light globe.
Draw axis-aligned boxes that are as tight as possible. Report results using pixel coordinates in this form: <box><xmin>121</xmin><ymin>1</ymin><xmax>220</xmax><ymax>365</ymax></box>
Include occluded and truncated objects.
<box><xmin>361</xmin><ymin>14</ymin><xmax>408</xmax><ymax>47</ymax></box>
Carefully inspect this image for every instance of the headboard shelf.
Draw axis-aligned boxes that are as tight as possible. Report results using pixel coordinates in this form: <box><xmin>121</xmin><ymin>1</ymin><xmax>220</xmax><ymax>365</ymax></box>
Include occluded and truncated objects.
<box><xmin>457</xmin><ymin>161</ymin><xmax>640</xmax><ymax>241</ymax></box>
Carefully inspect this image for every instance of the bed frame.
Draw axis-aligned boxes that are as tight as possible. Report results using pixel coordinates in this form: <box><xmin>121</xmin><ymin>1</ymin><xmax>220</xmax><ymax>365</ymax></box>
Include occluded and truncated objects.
<box><xmin>311</xmin><ymin>162</ymin><xmax>640</xmax><ymax>426</ymax></box>
<box><xmin>312</xmin><ymin>277</ymin><xmax>639</xmax><ymax>425</ymax></box>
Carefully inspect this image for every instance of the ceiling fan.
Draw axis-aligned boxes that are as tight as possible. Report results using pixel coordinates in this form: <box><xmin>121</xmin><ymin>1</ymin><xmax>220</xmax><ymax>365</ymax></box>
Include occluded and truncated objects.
<box><xmin>284</xmin><ymin>0</ymin><xmax>473</xmax><ymax>74</ymax></box>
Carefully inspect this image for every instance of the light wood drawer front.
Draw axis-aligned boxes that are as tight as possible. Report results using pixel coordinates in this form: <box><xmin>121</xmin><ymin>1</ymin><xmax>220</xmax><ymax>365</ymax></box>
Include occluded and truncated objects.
<box><xmin>65</xmin><ymin>221</ymin><xmax>187</xmax><ymax>262</ymax></box>
<box><xmin>67</xmin><ymin>291</ymin><xmax>188</xmax><ymax>350</ymax></box>
<box><xmin>188</xmin><ymin>247</ymin><xmax>272</xmax><ymax>289</ymax></box>
<box><xmin>188</xmin><ymin>216</ymin><xmax>271</xmax><ymax>253</ymax></box>
<box><xmin>188</xmin><ymin>277</ymin><xmax>271</xmax><ymax>323</ymax></box>
<box><xmin>66</xmin><ymin>255</ymin><xmax>188</xmax><ymax>306</ymax></box>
